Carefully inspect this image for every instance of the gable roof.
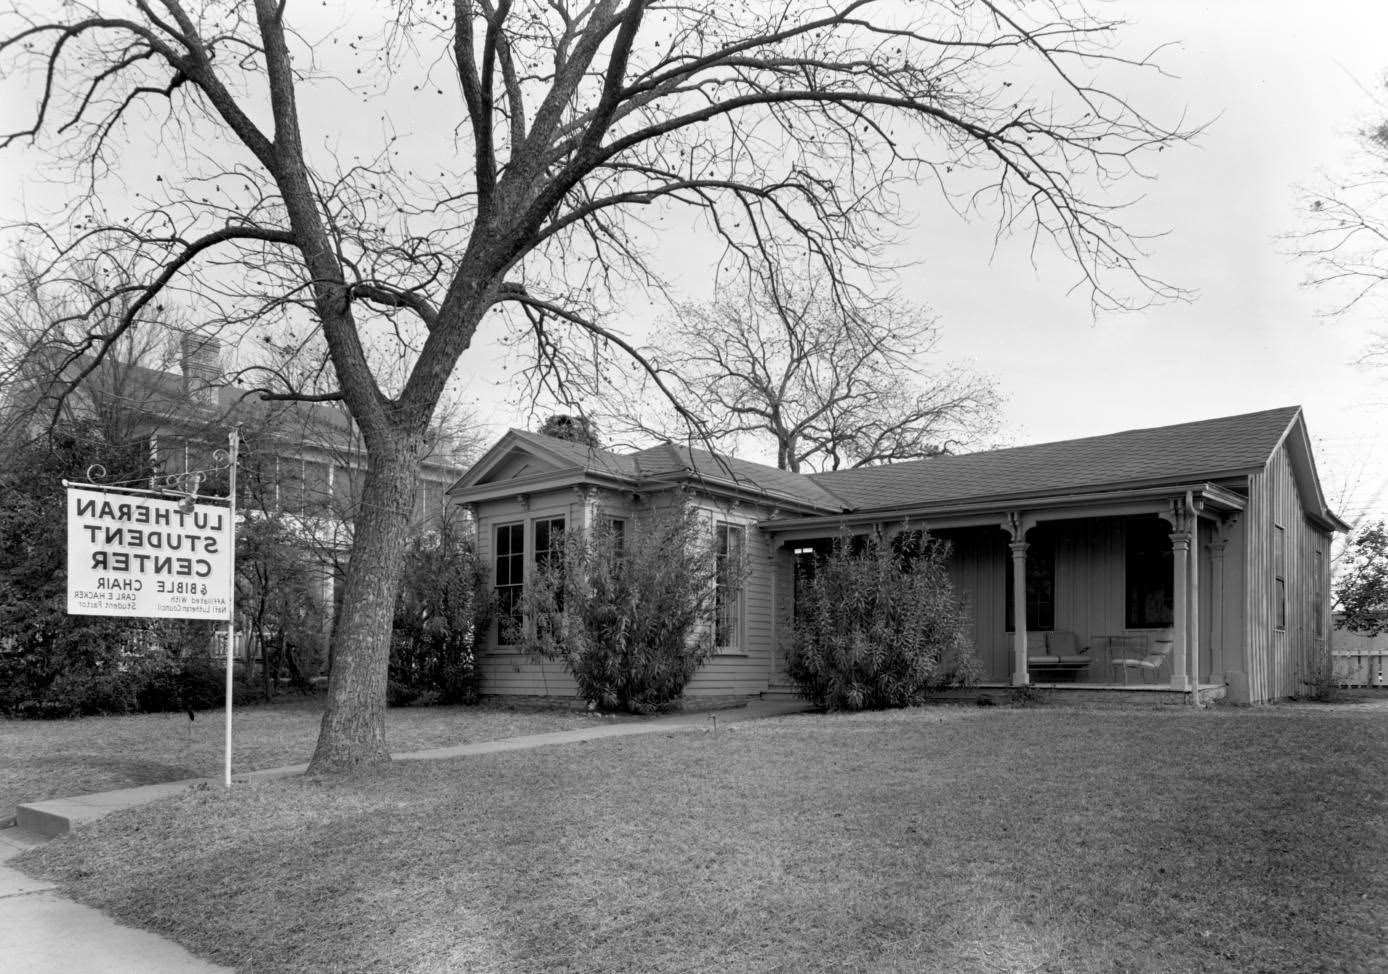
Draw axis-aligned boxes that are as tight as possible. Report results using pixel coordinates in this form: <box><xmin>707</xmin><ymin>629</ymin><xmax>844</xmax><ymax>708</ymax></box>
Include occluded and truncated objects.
<box><xmin>808</xmin><ymin>406</ymin><xmax>1304</xmax><ymax>511</ymax></box>
<box><xmin>454</xmin><ymin>406</ymin><xmax>1347</xmax><ymax>532</ymax></box>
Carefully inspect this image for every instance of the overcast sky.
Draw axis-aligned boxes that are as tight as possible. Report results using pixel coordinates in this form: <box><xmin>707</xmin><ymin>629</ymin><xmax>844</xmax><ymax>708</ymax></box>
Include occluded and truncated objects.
<box><xmin>479</xmin><ymin>0</ymin><xmax>1388</xmax><ymax>528</ymax></box>
<box><xmin>3</xmin><ymin>1</ymin><xmax>1386</xmax><ymax>527</ymax></box>
<box><xmin>898</xmin><ymin>0</ymin><xmax>1388</xmax><ymax>529</ymax></box>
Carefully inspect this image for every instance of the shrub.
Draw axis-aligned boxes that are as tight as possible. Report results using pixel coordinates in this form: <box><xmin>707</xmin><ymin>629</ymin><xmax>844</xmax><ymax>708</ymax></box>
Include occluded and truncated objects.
<box><xmin>789</xmin><ymin>529</ymin><xmax>978</xmax><ymax>710</ymax></box>
<box><xmin>520</xmin><ymin>507</ymin><xmax>721</xmax><ymax>713</ymax></box>
<box><xmin>0</xmin><ymin>427</ymin><xmax>169</xmax><ymax>717</ymax></box>
<box><xmin>390</xmin><ymin>516</ymin><xmax>491</xmax><ymax>705</ymax></box>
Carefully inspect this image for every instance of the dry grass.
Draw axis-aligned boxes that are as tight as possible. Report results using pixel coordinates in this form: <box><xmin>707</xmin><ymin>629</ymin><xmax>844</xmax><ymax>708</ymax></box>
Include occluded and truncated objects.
<box><xmin>0</xmin><ymin>698</ymin><xmax>607</xmax><ymax>809</ymax></box>
<box><xmin>17</xmin><ymin>702</ymin><xmax>1388</xmax><ymax>973</ymax></box>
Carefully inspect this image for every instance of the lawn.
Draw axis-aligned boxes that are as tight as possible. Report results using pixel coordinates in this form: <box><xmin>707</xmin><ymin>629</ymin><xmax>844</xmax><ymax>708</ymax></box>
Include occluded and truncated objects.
<box><xmin>16</xmin><ymin>701</ymin><xmax>1388</xmax><ymax>974</ymax></box>
<box><xmin>0</xmin><ymin>698</ymin><xmax>607</xmax><ymax>812</ymax></box>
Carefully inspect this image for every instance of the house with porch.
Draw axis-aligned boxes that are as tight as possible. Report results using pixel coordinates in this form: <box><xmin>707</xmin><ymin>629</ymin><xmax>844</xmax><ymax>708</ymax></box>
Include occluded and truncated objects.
<box><xmin>448</xmin><ymin>406</ymin><xmax>1347</xmax><ymax>705</ymax></box>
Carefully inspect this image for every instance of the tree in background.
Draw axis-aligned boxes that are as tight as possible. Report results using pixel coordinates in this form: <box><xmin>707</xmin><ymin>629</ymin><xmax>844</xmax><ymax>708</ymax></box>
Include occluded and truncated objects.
<box><xmin>622</xmin><ymin>277</ymin><xmax>997</xmax><ymax>471</ymax></box>
<box><xmin>1336</xmin><ymin>521</ymin><xmax>1388</xmax><ymax>636</ymax></box>
<box><xmin>536</xmin><ymin>414</ymin><xmax>603</xmax><ymax>449</ymax></box>
<box><xmin>520</xmin><ymin>511</ymin><xmax>720</xmax><ymax>713</ymax></box>
<box><xmin>1295</xmin><ymin>83</ymin><xmax>1388</xmax><ymax>359</ymax></box>
<box><xmin>235</xmin><ymin>511</ymin><xmax>328</xmax><ymax>701</ymax></box>
<box><xmin>2</xmin><ymin>1</ymin><xmax>1194</xmax><ymax>770</ymax></box>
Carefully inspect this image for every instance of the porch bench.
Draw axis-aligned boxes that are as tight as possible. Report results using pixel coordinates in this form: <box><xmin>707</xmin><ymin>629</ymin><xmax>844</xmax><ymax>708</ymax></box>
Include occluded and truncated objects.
<box><xmin>1026</xmin><ymin>632</ymin><xmax>1092</xmax><ymax>682</ymax></box>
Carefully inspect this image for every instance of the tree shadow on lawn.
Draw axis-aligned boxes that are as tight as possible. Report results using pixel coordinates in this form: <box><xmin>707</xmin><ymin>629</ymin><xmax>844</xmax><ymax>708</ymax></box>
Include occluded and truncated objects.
<box><xmin>16</xmin><ymin>707</ymin><xmax>1388</xmax><ymax>974</ymax></box>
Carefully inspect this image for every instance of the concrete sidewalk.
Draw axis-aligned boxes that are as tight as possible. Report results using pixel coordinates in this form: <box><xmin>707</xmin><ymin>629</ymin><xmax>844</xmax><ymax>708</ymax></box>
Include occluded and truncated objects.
<box><xmin>2</xmin><ymin>697</ymin><xmax>808</xmax><ymax>974</ymax></box>
<box><xmin>0</xmin><ymin>827</ymin><xmax>233</xmax><ymax>973</ymax></box>
<box><xmin>16</xmin><ymin>698</ymin><xmax>809</xmax><ymax>838</ymax></box>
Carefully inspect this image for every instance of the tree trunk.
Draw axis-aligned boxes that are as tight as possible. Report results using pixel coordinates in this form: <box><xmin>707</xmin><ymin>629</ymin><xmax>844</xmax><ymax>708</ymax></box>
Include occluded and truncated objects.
<box><xmin>307</xmin><ymin>427</ymin><xmax>425</xmax><ymax>772</ymax></box>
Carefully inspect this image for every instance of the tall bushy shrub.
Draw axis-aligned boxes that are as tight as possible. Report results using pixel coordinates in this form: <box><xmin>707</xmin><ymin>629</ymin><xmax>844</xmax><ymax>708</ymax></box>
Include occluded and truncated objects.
<box><xmin>390</xmin><ymin>516</ymin><xmax>491</xmax><ymax>705</ymax></box>
<box><xmin>790</xmin><ymin>530</ymin><xmax>979</xmax><ymax>710</ymax></box>
<box><xmin>0</xmin><ymin>426</ymin><xmax>170</xmax><ymax>717</ymax></box>
<box><xmin>520</xmin><ymin>508</ymin><xmax>721</xmax><ymax>713</ymax></box>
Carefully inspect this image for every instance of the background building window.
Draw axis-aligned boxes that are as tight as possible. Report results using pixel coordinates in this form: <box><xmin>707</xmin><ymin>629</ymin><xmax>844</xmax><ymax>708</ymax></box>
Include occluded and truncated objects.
<box><xmin>715</xmin><ymin>523</ymin><xmax>744</xmax><ymax>651</ymax></box>
<box><xmin>495</xmin><ymin>523</ymin><xmax>525</xmax><ymax>645</ymax></box>
<box><xmin>1125</xmin><ymin>517</ymin><xmax>1174</xmax><ymax>629</ymax></box>
<box><xmin>1005</xmin><ymin>527</ymin><xmax>1054</xmax><ymax>632</ymax></box>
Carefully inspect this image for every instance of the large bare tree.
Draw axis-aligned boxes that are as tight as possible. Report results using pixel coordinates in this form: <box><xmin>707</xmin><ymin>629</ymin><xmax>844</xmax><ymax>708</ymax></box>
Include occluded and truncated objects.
<box><xmin>622</xmin><ymin>277</ymin><xmax>998</xmax><ymax>471</ymax></box>
<box><xmin>1296</xmin><ymin>83</ymin><xmax>1388</xmax><ymax>357</ymax></box>
<box><xmin>1</xmin><ymin>0</ymin><xmax>1192</xmax><ymax>771</ymax></box>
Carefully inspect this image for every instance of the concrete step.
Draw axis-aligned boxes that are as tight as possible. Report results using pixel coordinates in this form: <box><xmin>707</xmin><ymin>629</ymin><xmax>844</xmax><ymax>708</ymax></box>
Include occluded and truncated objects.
<box><xmin>17</xmin><ymin>779</ymin><xmax>211</xmax><ymax>838</ymax></box>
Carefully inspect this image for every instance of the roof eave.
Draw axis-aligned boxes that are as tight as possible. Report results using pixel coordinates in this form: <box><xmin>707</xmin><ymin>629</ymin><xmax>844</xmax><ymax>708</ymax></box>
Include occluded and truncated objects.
<box><xmin>761</xmin><ymin>481</ymin><xmax>1248</xmax><ymax>532</ymax></box>
<box><xmin>448</xmin><ymin>467</ymin><xmax>636</xmax><ymax>502</ymax></box>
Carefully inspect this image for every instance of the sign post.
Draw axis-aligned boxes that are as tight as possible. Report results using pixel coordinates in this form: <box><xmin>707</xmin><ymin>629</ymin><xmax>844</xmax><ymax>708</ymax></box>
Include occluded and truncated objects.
<box><xmin>224</xmin><ymin>428</ymin><xmax>239</xmax><ymax>789</ymax></box>
<box><xmin>65</xmin><ymin>428</ymin><xmax>240</xmax><ymax>787</ymax></box>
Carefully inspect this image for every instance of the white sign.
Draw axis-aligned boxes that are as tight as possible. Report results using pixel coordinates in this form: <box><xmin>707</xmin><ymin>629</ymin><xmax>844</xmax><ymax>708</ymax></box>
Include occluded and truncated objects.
<box><xmin>66</xmin><ymin>487</ymin><xmax>233</xmax><ymax>620</ymax></box>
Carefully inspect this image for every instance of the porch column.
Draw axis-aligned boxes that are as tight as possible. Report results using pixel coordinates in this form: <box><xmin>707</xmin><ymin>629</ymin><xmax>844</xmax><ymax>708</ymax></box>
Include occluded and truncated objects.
<box><xmin>1170</xmin><ymin>529</ymin><xmax>1191</xmax><ymax>689</ymax></box>
<box><xmin>1208</xmin><ymin>518</ymin><xmax>1235</xmax><ymax>683</ymax></box>
<box><xmin>1189</xmin><ymin>519</ymin><xmax>1201</xmax><ymax>692</ymax></box>
<box><xmin>1010</xmin><ymin>540</ymin><xmax>1030</xmax><ymax>686</ymax></box>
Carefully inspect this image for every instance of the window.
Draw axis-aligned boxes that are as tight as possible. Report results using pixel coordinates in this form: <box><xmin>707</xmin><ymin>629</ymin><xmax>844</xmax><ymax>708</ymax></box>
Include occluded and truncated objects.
<box><xmin>1005</xmin><ymin>527</ymin><xmax>1054</xmax><ymax>632</ymax></box>
<box><xmin>715</xmin><ymin>523</ymin><xmax>745</xmax><ymax>651</ymax></box>
<box><xmin>303</xmin><ymin>460</ymin><xmax>329</xmax><ymax>513</ymax></box>
<box><xmin>534</xmin><ymin>517</ymin><xmax>566</xmax><ymax>609</ymax></box>
<box><xmin>792</xmin><ymin>539</ymin><xmax>835</xmax><ymax>618</ymax></box>
<box><xmin>1274</xmin><ymin>524</ymin><xmax>1287</xmax><ymax>630</ymax></box>
<box><xmin>495</xmin><ymin>523</ymin><xmax>525</xmax><ymax>645</ymax></box>
<box><xmin>1125</xmin><ymin>517</ymin><xmax>1174</xmax><ymax>629</ymax></box>
<box><xmin>1312</xmin><ymin>548</ymin><xmax>1324</xmax><ymax>636</ymax></box>
<box><xmin>608</xmin><ymin>518</ymin><xmax>626</xmax><ymax>558</ymax></box>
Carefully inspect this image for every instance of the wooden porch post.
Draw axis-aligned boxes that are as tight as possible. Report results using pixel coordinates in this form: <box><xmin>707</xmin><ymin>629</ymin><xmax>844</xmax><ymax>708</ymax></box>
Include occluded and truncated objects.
<box><xmin>1189</xmin><ymin>517</ymin><xmax>1201</xmax><ymax>694</ymax></box>
<box><xmin>1170</xmin><ymin>529</ymin><xmax>1191</xmax><ymax>689</ymax></box>
<box><xmin>1208</xmin><ymin>516</ymin><xmax>1236</xmax><ymax>686</ymax></box>
<box><xmin>1010</xmin><ymin>539</ymin><xmax>1030</xmax><ymax>687</ymax></box>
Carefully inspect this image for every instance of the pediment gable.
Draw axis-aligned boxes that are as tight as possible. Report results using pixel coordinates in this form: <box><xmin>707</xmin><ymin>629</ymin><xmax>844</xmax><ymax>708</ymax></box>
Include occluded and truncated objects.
<box><xmin>451</xmin><ymin>432</ymin><xmax>584</xmax><ymax>493</ymax></box>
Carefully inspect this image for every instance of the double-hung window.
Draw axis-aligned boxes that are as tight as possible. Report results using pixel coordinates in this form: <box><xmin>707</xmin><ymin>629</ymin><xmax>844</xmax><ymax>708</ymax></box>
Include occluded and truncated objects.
<box><xmin>1274</xmin><ymin>524</ymin><xmax>1287</xmax><ymax>631</ymax></box>
<box><xmin>715</xmin><ymin>523</ymin><xmax>744</xmax><ymax>652</ymax></box>
<box><xmin>495</xmin><ymin>523</ymin><xmax>525</xmax><ymax>645</ymax></box>
<box><xmin>534</xmin><ymin>517</ymin><xmax>566</xmax><ymax>609</ymax></box>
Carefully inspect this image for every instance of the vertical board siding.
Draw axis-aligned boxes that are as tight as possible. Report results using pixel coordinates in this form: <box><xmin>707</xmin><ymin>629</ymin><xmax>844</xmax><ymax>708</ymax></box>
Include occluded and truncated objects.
<box><xmin>939</xmin><ymin>519</ymin><xmax>1179</xmax><ymax>683</ymax></box>
<box><xmin>1241</xmin><ymin>445</ymin><xmax>1335</xmax><ymax>703</ymax></box>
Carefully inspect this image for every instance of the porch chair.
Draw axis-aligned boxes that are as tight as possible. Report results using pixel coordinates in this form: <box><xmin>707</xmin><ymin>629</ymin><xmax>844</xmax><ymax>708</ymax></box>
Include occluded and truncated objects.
<box><xmin>1109</xmin><ymin>635</ymin><xmax>1174</xmax><ymax>685</ymax></box>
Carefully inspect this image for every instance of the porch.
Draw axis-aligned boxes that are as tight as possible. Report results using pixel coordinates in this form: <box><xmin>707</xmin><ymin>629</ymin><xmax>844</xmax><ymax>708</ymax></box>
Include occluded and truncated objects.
<box><xmin>766</xmin><ymin>484</ymin><xmax>1247</xmax><ymax>697</ymax></box>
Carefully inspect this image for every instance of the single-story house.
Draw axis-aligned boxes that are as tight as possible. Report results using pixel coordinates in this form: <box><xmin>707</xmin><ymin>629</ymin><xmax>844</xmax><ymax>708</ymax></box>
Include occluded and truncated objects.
<box><xmin>448</xmin><ymin>406</ymin><xmax>1348</xmax><ymax>705</ymax></box>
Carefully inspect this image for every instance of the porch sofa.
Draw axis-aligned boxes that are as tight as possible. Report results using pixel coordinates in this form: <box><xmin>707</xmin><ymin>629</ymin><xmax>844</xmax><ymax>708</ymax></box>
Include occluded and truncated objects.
<box><xmin>1026</xmin><ymin>632</ymin><xmax>1091</xmax><ymax>681</ymax></box>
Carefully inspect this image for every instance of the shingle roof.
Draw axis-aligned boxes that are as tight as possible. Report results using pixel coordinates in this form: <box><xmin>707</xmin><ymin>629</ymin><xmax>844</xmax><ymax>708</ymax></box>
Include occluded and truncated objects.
<box><xmin>629</xmin><ymin>441</ymin><xmax>847</xmax><ymax>510</ymax></box>
<box><xmin>503</xmin><ymin>430</ymin><xmax>845</xmax><ymax>511</ymax></box>
<box><xmin>808</xmin><ymin>406</ymin><xmax>1301</xmax><ymax>512</ymax></box>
